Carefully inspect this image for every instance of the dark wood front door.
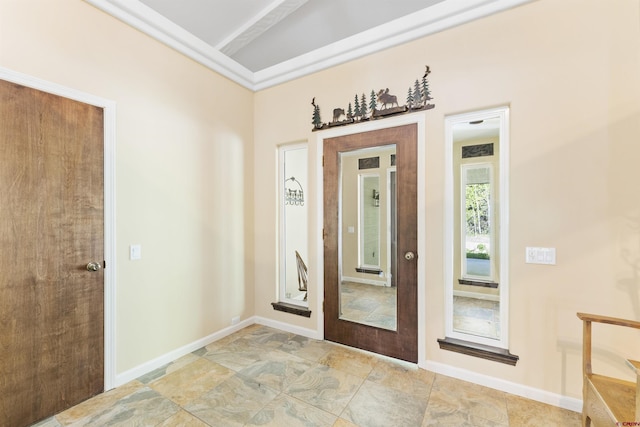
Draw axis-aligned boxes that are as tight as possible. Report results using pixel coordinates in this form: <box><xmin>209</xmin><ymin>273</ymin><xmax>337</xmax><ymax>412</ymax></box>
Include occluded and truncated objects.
<box><xmin>324</xmin><ymin>124</ymin><xmax>418</xmax><ymax>362</ymax></box>
<box><xmin>0</xmin><ymin>80</ymin><xmax>105</xmax><ymax>427</ymax></box>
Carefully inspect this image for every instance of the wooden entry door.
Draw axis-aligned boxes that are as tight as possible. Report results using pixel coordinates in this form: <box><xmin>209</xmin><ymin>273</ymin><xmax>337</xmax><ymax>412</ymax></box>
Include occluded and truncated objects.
<box><xmin>0</xmin><ymin>80</ymin><xmax>105</xmax><ymax>427</ymax></box>
<box><xmin>324</xmin><ymin>124</ymin><xmax>418</xmax><ymax>362</ymax></box>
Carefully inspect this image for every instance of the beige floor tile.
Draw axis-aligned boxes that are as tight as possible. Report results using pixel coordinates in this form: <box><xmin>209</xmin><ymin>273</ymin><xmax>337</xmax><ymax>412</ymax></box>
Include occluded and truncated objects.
<box><xmin>202</xmin><ymin>336</ymin><xmax>266</xmax><ymax>371</ymax></box>
<box><xmin>55</xmin><ymin>380</ymin><xmax>145</xmax><ymax>425</ymax></box>
<box><xmin>238</xmin><ymin>349</ymin><xmax>316</xmax><ymax>391</ymax></box>
<box><xmin>318</xmin><ymin>346</ymin><xmax>379</xmax><ymax>378</ymax></box>
<box><xmin>341</xmin><ymin>380</ymin><xmax>428</xmax><ymax>427</ymax></box>
<box><xmin>44</xmin><ymin>326</ymin><xmax>585</xmax><ymax>427</ymax></box>
<box><xmin>149</xmin><ymin>357</ymin><xmax>234</xmax><ymax>405</ymax></box>
<box><xmin>367</xmin><ymin>358</ymin><xmax>435</xmax><ymax>398</ymax></box>
<box><xmin>506</xmin><ymin>394</ymin><xmax>581</xmax><ymax>426</ymax></box>
<box><xmin>425</xmin><ymin>375</ymin><xmax>509</xmax><ymax>426</ymax></box>
<box><xmin>247</xmin><ymin>394</ymin><xmax>337</xmax><ymax>426</ymax></box>
<box><xmin>156</xmin><ymin>409</ymin><xmax>210</xmax><ymax>426</ymax></box>
<box><xmin>285</xmin><ymin>364</ymin><xmax>364</xmax><ymax>415</ymax></box>
<box><xmin>279</xmin><ymin>335</ymin><xmax>336</xmax><ymax>362</ymax></box>
<box><xmin>64</xmin><ymin>387</ymin><xmax>180</xmax><ymax>426</ymax></box>
<box><xmin>333</xmin><ymin>418</ymin><xmax>359</xmax><ymax>427</ymax></box>
<box><xmin>184</xmin><ymin>374</ymin><xmax>278</xmax><ymax>426</ymax></box>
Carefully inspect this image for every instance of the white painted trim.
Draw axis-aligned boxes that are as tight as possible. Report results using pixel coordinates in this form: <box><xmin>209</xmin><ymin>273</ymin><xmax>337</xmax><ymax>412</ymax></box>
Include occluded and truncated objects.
<box><xmin>217</xmin><ymin>0</ymin><xmax>309</xmax><ymax>55</ymax></box>
<box><xmin>253</xmin><ymin>0</ymin><xmax>534</xmax><ymax>90</ymax></box>
<box><xmin>341</xmin><ymin>276</ymin><xmax>387</xmax><ymax>287</ymax></box>
<box><xmin>386</xmin><ymin>167</ymin><xmax>396</xmax><ymax>288</ymax></box>
<box><xmin>0</xmin><ymin>67</ymin><xmax>117</xmax><ymax>390</ymax></box>
<box><xmin>83</xmin><ymin>0</ymin><xmax>534</xmax><ymax>91</ymax></box>
<box><xmin>254</xmin><ymin>316</ymin><xmax>323</xmax><ymax>340</ymax></box>
<box><xmin>423</xmin><ymin>360</ymin><xmax>582</xmax><ymax>413</ymax></box>
<box><xmin>314</xmin><ymin>113</ymin><xmax>427</xmax><ymax>365</ymax></box>
<box><xmin>83</xmin><ymin>0</ymin><xmax>254</xmax><ymax>89</ymax></box>
<box><xmin>454</xmin><ymin>290</ymin><xmax>500</xmax><ymax>302</ymax></box>
<box><xmin>114</xmin><ymin>317</ymin><xmax>256</xmax><ymax>386</ymax></box>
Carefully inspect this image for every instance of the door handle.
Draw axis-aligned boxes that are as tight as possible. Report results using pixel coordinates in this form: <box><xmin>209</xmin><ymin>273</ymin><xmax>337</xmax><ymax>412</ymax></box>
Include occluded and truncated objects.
<box><xmin>404</xmin><ymin>251</ymin><xmax>416</xmax><ymax>261</ymax></box>
<box><xmin>86</xmin><ymin>262</ymin><xmax>102</xmax><ymax>272</ymax></box>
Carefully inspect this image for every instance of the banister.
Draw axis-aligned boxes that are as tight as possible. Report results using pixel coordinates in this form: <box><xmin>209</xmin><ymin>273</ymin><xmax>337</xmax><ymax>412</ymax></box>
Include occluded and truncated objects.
<box><xmin>577</xmin><ymin>312</ymin><xmax>640</xmax><ymax>329</ymax></box>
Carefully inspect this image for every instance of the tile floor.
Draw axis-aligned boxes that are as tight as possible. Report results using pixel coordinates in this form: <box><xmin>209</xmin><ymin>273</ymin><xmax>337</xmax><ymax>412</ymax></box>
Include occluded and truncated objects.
<box><xmin>35</xmin><ymin>325</ymin><xmax>580</xmax><ymax>427</ymax></box>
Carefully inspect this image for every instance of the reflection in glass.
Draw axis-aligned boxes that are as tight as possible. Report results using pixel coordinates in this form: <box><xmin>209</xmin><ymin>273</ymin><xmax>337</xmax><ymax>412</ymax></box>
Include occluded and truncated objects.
<box><xmin>462</xmin><ymin>164</ymin><xmax>492</xmax><ymax>280</ymax></box>
<box><xmin>360</xmin><ymin>175</ymin><xmax>380</xmax><ymax>268</ymax></box>
<box><xmin>339</xmin><ymin>145</ymin><xmax>397</xmax><ymax>331</ymax></box>
<box><xmin>279</xmin><ymin>145</ymin><xmax>308</xmax><ymax>306</ymax></box>
<box><xmin>451</xmin><ymin>116</ymin><xmax>501</xmax><ymax>342</ymax></box>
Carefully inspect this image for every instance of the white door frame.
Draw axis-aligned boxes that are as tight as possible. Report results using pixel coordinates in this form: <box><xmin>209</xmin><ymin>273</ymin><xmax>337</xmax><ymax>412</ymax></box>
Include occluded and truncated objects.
<box><xmin>0</xmin><ymin>67</ymin><xmax>117</xmax><ymax>390</ymax></box>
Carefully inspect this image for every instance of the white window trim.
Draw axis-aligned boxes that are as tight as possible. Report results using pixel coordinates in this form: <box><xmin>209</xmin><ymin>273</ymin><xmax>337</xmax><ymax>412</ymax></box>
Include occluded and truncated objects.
<box><xmin>444</xmin><ymin>106</ymin><xmax>510</xmax><ymax>349</ymax></box>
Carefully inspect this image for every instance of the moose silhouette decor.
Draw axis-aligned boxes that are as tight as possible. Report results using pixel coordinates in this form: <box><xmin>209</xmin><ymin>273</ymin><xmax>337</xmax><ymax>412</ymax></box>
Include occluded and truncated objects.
<box><xmin>311</xmin><ymin>65</ymin><xmax>435</xmax><ymax>131</ymax></box>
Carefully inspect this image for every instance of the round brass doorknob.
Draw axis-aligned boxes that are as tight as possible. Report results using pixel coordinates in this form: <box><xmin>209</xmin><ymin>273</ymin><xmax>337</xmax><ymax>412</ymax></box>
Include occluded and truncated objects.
<box><xmin>86</xmin><ymin>262</ymin><xmax>102</xmax><ymax>272</ymax></box>
<box><xmin>404</xmin><ymin>251</ymin><xmax>416</xmax><ymax>261</ymax></box>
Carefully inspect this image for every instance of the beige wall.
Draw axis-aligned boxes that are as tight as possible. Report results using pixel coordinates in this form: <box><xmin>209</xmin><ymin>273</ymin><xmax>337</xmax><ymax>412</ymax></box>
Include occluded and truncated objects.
<box><xmin>254</xmin><ymin>0</ymin><xmax>640</xmax><ymax>400</ymax></box>
<box><xmin>1</xmin><ymin>0</ymin><xmax>255</xmax><ymax>374</ymax></box>
<box><xmin>3</xmin><ymin>0</ymin><xmax>639</xmax><ymax>405</ymax></box>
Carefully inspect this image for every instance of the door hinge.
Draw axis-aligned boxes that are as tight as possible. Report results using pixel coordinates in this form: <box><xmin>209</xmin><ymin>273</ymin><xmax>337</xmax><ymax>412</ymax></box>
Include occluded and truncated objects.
<box><xmin>103</xmin><ymin>260</ymin><xmax>106</xmax><ymax>269</ymax></box>
<box><xmin>322</xmin><ymin>155</ymin><xmax>324</xmax><ymax>167</ymax></box>
<box><xmin>323</xmin><ymin>301</ymin><xmax>325</xmax><ymax>313</ymax></box>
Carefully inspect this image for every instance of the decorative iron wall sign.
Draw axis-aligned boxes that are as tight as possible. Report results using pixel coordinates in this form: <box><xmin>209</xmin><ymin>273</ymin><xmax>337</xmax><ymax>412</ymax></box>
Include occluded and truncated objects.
<box><xmin>311</xmin><ymin>66</ymin><xmax>435</xmax><ymax>131</ymax></box>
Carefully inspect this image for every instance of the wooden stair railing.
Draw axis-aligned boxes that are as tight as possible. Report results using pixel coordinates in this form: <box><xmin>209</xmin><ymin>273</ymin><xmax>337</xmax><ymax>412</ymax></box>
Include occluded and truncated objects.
<box><xmin>577</xmin><ymin>312</ymin><xmax>640</xmax><ymax>426</ymax></box>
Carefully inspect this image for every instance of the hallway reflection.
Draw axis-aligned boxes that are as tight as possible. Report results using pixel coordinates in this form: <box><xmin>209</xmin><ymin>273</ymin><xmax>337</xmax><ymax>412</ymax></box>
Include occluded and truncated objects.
<box><xmin>340</xmin><ymin>282</ymin><xmax>396</xmax><ymax>330</ymax></box>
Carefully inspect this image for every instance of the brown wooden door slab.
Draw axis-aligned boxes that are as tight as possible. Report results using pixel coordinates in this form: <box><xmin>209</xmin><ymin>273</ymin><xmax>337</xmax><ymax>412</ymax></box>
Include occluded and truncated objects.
<box><xmin>0</xmin><ymin>80</ymin><xmax>104</xmax><ymax>427</ymax></box>
<box><xmin>324</xmin><ymin>124</ymin><xmax>418</xmax><ymax>362</ymax></box>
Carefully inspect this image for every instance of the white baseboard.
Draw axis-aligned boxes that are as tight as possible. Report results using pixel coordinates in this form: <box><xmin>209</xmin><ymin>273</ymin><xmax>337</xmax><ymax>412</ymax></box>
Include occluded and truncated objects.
<box><xmin>342</xmin><ymin>275</ymin><xmax>388</xmax><ymax>287</ymax></box>
<box><xmin>422</xmin><ymin>360</ymin><xmax>582</xmax><ymax>413</ymax></box>
<box><xmin>453</xmin><ymin>290</ymin><xmax>500</xmax><ymax>302</ymax></box>
<box><xmin>254</xmin><ymin>316</ymin><xmax>323</xmax><ymax>340</ymax></box>
<box><xmin>114</xmin><ymin>317</ymin><xmax>256</xmax><ymax>388</ymax></box>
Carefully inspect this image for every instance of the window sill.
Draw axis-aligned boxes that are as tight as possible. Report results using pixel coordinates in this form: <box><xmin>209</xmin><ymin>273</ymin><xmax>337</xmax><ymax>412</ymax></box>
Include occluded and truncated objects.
<box><xmin>458</xmin><ymin>278</ymin><xmax>499</xmax><ymax>288</ymax></box>
<box><xmin>271</xmin><ymin>302</ymin><xmax>312</xmax><ymax>318</ymax></box>
<box><xmin>437</xmin><ymin>337</ymin><xmax>519</xmax><ymax>366</ymax></box>
<box><xmin>355</xmin><ymin>267</ymin><xmax>382</xmax><ymax>275</ymax></box>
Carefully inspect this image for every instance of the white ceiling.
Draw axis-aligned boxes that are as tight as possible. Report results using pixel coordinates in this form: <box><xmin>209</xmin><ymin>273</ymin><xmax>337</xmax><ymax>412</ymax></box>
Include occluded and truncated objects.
<box><xmin>84</xmin><ymin>0</ymin><xmax>534</xmax><ymax>91</ymax></box>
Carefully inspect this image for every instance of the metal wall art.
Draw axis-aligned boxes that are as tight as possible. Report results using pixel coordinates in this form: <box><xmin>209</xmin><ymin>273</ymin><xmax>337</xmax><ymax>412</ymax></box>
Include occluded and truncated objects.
<box><xmin>311</xmin><ymin>66</ymin><xmax>435</xmax><ymax>131</ymax></box>
<box><xmin>284</xmin><ymin>176</ymin><xmax>305</xmax><ymax>206</ymax></box>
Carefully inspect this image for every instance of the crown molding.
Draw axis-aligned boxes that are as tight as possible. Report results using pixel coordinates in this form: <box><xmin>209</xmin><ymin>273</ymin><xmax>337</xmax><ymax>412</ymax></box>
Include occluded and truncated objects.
<box><xmin>84</xmin><ymin>0</ymin><xmax>534</xmax><ymax>92</ymax></box>
<box><xmin>84</xmin><ymin>0</ymin><xmax>255</xmax><ymax>88</ymax></box>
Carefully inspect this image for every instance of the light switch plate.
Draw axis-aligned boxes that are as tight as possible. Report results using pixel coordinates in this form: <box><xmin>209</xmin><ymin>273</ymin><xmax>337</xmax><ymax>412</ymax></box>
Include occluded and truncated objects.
<box><xmin>130</xmin><ymin>244</ymin><xmax>142</xmax><ymax>260</ymax></box>
<box><xmin>526</xmin><ymin>247</ymin><xmax>556</xmax><ymax>265</ymax></box>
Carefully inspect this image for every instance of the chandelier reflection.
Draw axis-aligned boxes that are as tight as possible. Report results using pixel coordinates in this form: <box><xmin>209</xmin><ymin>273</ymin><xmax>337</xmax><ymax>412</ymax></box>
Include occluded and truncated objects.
<box><xmin>285</xmin><ymin>177</ymin><xmax>305</xmax><ymax>206</ymax></box>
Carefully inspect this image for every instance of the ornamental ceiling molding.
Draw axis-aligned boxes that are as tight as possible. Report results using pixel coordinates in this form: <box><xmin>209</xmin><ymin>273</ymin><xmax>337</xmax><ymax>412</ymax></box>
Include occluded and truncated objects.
<box><xmin>83</xmin><ymin>0</ymin><xmax>534</xmax><ymax>91</ymax></box>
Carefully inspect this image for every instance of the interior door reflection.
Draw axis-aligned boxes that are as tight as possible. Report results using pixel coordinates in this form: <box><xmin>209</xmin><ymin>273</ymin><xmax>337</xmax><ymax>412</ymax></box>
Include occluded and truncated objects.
<box><xmin>339</xmin><ymin>145</ymin><xmax>397</xmax><ymax>331</ymax></box>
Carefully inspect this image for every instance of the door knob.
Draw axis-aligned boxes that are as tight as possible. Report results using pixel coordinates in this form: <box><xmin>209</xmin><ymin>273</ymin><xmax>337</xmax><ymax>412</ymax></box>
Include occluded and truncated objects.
<box><xmin>404</xmin><ymin>251</ymin><xmax>416</xmax><ymax>261</ymax></box>
<box><xmin>86</xmin><ymin>262</ymin><xmax>102</xmax><ymax>272</ymax></box>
